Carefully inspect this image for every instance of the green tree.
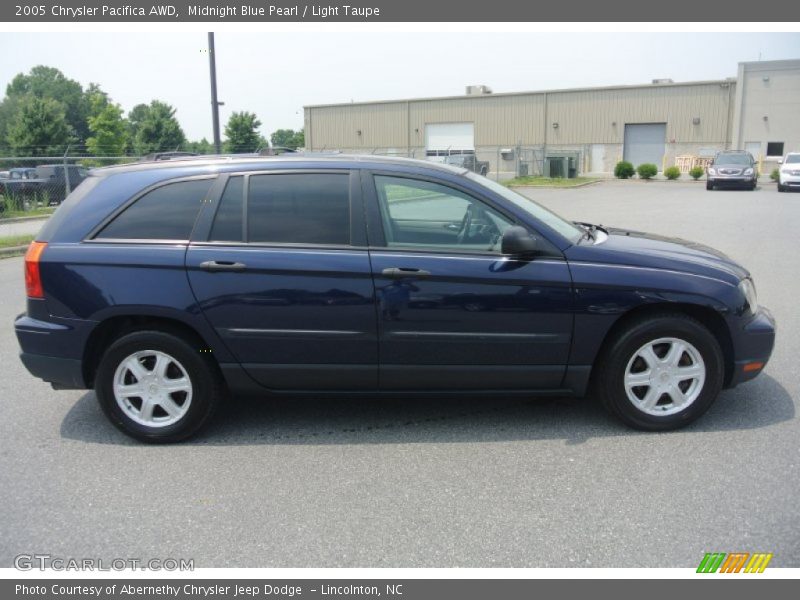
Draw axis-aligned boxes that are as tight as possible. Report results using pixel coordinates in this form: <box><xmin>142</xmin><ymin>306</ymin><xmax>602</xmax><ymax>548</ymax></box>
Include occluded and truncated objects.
<box><xmin>127</xmin><ymin>103</ymin><xmax>149</xmax><ymax>144</ymax></box>
<box><xmin>6</xmin><ymin>66</ymin><xmax>88</xmax><ymax>141</ymax></box>
<box><xmin>132</xmin><ymin>100</ymin><xmax>186</xmax><ymax>154</ymax></box>
<box><xmin>6</xmin><ymin>96</ymin><xmax>71</xmax><ymax>156</ymax></box>
<box><xmin>86</xmin><ymin>94</ymin><xmax>128</xmax><ymax>161</ymax></box>
<box><xmin>224</xmin><ymin>112</ymin><xmax>262</xmax><ymax>153</ymax></box>
<box><xmin>270</xmin><ymin>128</ymin><xmax>304</xmax><ymax>149</ymax></box>
<box><xmin>184</xmin><ymin>138</ymin><xmax>215</xmax><ymax>154</ymax></box>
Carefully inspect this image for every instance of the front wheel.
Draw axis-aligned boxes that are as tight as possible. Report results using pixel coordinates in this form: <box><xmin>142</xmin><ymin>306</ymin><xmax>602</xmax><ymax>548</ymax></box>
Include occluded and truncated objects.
<box><xmin>706</xmin><ymin>181</ymin><xmax>714</xmax><ymax>191</ymax></box>
<box><xmin>95</xmin><ymin>330</ymin><xmax>223</xmax><ymax>443</ymax></box>
<box><xmin>778</xmin><ymin>183</ymin><xmax>786</xmax><ymax>192</ymax></box>
<box><xmin>595</xmin><ymin>314</ymin><xmax>724</xmax><ymax>430</ymax></box>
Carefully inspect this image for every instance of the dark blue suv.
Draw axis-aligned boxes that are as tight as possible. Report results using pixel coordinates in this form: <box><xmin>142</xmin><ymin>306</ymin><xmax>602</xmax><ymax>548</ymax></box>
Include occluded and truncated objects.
<box><xmin>15</xmin><ymin>156</ymin><xmax>776</xmax><ymax>442</ymax></box>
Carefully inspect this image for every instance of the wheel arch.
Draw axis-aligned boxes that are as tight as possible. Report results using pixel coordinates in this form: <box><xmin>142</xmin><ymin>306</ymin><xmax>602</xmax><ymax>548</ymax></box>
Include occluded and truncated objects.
<box><xmin>590</xmin><ymin>302</ymin><xmax>735</xmax><ymax>389</ymax></box>
<box><xmin>82</xmin><ymin>314</ymin><xmax>220</xmax><ymax>389</ymax></box>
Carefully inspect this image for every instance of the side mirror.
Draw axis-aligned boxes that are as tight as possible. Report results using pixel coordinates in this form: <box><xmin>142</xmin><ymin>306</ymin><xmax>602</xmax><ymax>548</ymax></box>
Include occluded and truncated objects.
<box><xmin>778</xmin><ymin>158</ymin><xmax>783</xmax><ymax>164</ymax></box>
<box><xmin>501</xmin><ymin>226</ymin><xmax>541</xmax><ymax>257</ymax></box>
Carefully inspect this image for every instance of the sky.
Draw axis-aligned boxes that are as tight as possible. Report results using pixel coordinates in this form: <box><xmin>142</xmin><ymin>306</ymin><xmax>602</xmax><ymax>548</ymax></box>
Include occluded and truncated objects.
<box><xmin>0</xmin><ymin>32</ymin><xmax>798</xmax><ymax>142</ymax></box>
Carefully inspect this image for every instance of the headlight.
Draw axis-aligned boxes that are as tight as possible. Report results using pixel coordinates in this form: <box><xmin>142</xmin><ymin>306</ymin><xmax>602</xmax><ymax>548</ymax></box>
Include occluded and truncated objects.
<box><xmin>739</xmin><ymin>278</ymin><xmax>758</xmax><ymax>312</ymax></box>
<box><xmin>744</xmin><ymin>168</ymin><xmax>754</xmax><ymax>176</ymax></box>
<box><xmin>708</xmin><ymin>168</ymin><xmax>716</xmax><ymax>175</ymax></box>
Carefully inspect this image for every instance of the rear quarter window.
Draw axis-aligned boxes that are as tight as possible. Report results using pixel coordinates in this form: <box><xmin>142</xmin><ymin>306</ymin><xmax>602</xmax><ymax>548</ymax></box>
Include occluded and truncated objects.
<box><xmin>95</xmin><ymin>178</ymin><xmax>213</xmax><ymax>241</ymax></box>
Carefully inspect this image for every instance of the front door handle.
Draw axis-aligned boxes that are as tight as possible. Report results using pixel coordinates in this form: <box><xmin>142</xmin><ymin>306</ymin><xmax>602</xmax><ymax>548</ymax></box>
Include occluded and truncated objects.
<box><xmin>381</xmin><ymin>267</ymin><xmax>431</xmax><ymax>279</ymax></box>
<box><xmin>199</xmin><ymin>260</ymin><xmax>247</xmax><ymax>272</ymax></box>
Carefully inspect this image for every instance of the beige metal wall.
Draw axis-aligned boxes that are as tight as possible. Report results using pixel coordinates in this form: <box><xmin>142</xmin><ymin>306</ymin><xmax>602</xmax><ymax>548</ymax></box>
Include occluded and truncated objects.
<box><xmin>733</xmin><ymin>60</ymin><xmax>800</xmax><ymax>162</ymax></box>
<box><xmin>305</xmin><ymin>81</ymin><xmax>735</xmax><ymax>151</ymax></box>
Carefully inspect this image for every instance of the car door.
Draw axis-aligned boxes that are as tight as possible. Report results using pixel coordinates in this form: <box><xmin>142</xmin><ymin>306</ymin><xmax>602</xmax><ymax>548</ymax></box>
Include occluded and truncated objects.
<box><xmin>363</xmin><ymin>172</ymin><xmax>574</xmax><ymax>391</ymax></box>
<box><xmin>186</xmin><ymin>169</ymin><xmax>378</xmax><ymax>390</ymax></box>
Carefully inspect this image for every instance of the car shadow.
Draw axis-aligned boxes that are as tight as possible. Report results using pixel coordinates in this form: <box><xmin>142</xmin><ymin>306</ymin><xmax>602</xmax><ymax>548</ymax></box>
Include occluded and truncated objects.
<box><xmin>59</xmin><ymin>373</ymin><xmax>795</xmax><ymax>447</ymax></box>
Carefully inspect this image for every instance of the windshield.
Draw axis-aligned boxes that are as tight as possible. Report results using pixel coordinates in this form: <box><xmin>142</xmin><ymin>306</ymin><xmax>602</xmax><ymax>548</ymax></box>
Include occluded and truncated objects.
<box><xmin>713</xmin><ymin>153</ymin><xmax>751</xmax><ymax>165</ymax></box>
<box><xmin>467</xmin><ymin>172</ymin><xmax>583</xmax><ymax>243</ymax></box>
<box><xmin>785</xmin><ymin>154</ymin><xmax>800</xmax><ymax>164</ymax></box>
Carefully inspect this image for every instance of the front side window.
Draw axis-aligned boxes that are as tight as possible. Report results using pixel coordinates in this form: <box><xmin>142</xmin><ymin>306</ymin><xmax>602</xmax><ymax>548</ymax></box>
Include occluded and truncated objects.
<box><xmin>96</xmin><ymin>178</ymin><xmax>213</xmax><ymax>240</ymax></box>
<box><xmin>374</xmin><ymin>175</ymin><xmax>514</xmax><ymax>253</ymax></box>
<box><xmin>247</xmin><ymin>173</ymin><xmax>350</xmax><ymax>245</ymax></box>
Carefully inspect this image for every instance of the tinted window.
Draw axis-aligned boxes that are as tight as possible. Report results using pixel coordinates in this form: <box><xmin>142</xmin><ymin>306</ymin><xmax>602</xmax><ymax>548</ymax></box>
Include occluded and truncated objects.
<box><xmin>248</xmin><ymin>173</ymin><xmax>350</xmax><ymax>245</ymax></box>
<box><xmin>96</xmin><ymin>178</ymin><xmax>213</xmax><ymax>240</ymax></box>
<box><xmin>209</xmin><ymin>176</ymin><xmax>243</xmax><ymax>242</ymax></box>
<box><xmin>374</xmin><ymin>175</ymin><xmax>513</xmax><ymax>252</ymax></box>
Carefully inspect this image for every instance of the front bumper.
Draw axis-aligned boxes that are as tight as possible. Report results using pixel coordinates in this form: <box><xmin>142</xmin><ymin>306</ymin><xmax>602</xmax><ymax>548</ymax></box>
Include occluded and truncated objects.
<box><xmin>727</xmin><ymin>306</ymin><xmax>776</xmax><ymax>388</ymax></box>
<box><xmin>779</xmin><ymin>172</ymin><xmax>800</xmax><ymax>188</ymax></box>
<box><xmin>709</xmin><ymin>176</ymin><xmax>756</xmax><ymax>187</ymax></box>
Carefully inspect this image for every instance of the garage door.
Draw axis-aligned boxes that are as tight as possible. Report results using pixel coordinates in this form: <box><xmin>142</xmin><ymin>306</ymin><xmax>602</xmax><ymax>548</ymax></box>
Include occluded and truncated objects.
<box><xmin>623</xmin><ymin>123</ymin><xmax>666</xmax><ymax>169</ymax></box>
<box><xmin>425</xmin><ymin>123</ymin><xmax>474</xmax><ymax>160</ymax></box>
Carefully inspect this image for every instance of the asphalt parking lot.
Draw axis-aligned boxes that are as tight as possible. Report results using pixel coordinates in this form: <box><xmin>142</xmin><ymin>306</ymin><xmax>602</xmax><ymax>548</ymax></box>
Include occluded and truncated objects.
<box><xmin>0</xmin><ymin>179</ymin><xmax>798</xmax><ymax>568</ymax></box>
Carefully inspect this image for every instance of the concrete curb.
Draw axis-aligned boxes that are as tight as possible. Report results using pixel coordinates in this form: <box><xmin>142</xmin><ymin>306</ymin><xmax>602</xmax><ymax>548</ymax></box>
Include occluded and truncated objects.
<box><xmin>0</xmin><ymin>245</ymin><xmax>27</xmax><ymax>259</ymax></box>
<box><xmin>0</xmin><ymin>214</ymin><xmax>50</xmax><ymax>224</ymax></box>
<box><xmin>509</xmin><ymin>179</ymin><xmax>603</xmax><ymax>190</ymax></box>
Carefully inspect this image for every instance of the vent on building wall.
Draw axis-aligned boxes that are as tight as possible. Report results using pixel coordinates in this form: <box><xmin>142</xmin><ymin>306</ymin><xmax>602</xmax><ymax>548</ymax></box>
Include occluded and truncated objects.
<box><xmin>465</xmin><ymin>85</ymin><xmax>493</xmax><ymax>95</ymax></box>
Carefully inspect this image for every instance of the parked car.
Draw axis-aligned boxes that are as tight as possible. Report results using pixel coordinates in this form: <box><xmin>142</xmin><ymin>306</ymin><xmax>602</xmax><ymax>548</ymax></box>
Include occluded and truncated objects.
<box><xmin>706</xmin><ymin>151</ymin><xmax>758</xmax><ymax>190</ymax></box>
<box><xmin>0</xmin><ymin>167</ymin><xmax>41</xmax><ymax>201</ymax></box>
<box><xmin>16</xmin><ymin>155</ymin><xmax>775</xmax><ymax>442</ymax></box>
<box><xmin>777</xmin><ymin>152</ymin><xmax>800</xmax><ymax>192</ymax></box>
<box><xmin>444</xmin><ymin>153</ymin><xmax>490</xmax><ymax>176</ymax></box>
<box><xmin>33</xmin><ymin>164</ymin><xmax>88</xmax><ymax>204</ymax></box>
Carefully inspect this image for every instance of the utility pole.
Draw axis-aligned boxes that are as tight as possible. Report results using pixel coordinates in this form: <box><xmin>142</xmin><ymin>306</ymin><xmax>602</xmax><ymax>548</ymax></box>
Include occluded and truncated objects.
<box><xmin>208</xmin><ymin>32</ymin><xmax>222</xmax><ymax>154</ymax></box>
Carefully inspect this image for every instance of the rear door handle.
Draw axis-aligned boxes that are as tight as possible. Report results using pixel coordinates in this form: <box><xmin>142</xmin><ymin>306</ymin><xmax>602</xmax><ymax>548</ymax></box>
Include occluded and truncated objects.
<box><xmin>381</xmin><ymin>267</ymin><xmax>431</xmax><ymax>278</ymax></box>
<box><xmin>199</xmin><ymin>260</ymin><xmax>247</xmax><ymax>272</ymax></box>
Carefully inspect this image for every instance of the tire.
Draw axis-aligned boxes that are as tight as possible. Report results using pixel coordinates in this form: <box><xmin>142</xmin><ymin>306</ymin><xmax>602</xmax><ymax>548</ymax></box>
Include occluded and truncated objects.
<box><xmin>749</xmin><ymin>182</ymin><xmax>757</xmax><ymax>191</ymax></box>
<box><xmin>706</xmin><ymin>182</ymin><xmax>713</xmax><ymax>191</ymax></box>
<box><xmin>95</xmin><ymin>330</ymin><xmax>224</xmax><ymax>443</ymax></box>
<box><xmin>778</xmin><ymin>183</ymin><xmax>785</xmax><ymax>192</ymax></box>
<box><xmin>595</xmin><ymin>313</ymin><xmax>724</xmax><ymax>431</ymax></box>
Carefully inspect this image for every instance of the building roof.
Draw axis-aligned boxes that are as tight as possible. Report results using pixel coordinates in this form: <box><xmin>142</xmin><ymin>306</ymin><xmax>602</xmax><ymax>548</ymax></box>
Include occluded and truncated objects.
<box><xmin>304</xmin><ymin>78</ymin><xmax>735</xmax><ymax>110</ymax></box>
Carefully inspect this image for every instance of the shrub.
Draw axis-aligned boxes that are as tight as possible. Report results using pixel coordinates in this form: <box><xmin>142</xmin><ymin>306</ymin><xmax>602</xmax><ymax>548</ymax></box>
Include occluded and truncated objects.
<box><xmin>689</xmin><ymin>166</ymin><xmax>704</xmax><ymax>180</ymax></box>
<box><xmin>664</xmin><ymin>166</ymin><xmax>681</xmax><ymax>180</ymax></box>
<box><xmin>637</xmin><ymin>163</ymin><xmax>658</xmax><ymax>179</ymax></box>
<box><xmin>770</xmin><ymin>168</ymin><xmax>780</xmax><ymax>181</ymax></box>
<box><xmin>614</xmin><ymin>160</ymin><xmax>635</xmax><ymax>179</ymax></box>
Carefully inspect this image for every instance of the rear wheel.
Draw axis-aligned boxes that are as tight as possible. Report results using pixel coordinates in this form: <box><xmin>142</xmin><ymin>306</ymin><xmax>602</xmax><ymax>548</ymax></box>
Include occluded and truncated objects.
<box><xmin>595</xmin><ymin>314</ymin><xmax>724</xmax><ymax>430</ymax></box>
<box><xmin>95</xmin><ymin>330</ymin><xmax>223</xmax><ymax>443</ymax></box>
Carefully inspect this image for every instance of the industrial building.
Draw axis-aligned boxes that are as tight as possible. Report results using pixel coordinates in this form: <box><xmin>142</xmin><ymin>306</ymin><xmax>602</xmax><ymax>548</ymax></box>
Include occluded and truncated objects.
<box><xmin>303</xmin><ymin>59</ymin><xmax>800</xmax><ymax>178</ymax></box>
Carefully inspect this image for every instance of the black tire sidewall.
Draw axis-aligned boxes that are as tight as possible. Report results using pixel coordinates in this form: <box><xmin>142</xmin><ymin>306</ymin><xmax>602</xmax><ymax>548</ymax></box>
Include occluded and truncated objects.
<box><xmin>599</xmin><ymin>316</ymin><xmax>724</xmax><ymax>431</ymax></box>
<box><xmin>95</xmin><ymin>330</ymin><xmax>220</xmax><ymax>443</ymax></box>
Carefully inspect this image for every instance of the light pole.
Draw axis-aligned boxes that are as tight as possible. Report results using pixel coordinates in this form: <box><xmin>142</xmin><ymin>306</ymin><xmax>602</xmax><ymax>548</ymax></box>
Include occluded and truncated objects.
<box><xmin>208</xmin><ymin>32</ymin><xmax>222</xmax><ymax>154</ymax></box>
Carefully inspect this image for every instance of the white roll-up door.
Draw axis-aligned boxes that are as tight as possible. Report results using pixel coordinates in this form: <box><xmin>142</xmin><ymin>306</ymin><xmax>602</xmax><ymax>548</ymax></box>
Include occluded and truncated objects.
<box><xmin>425</xmin><ymin>123</ymin><xmax>475</xmax><ymax>160</ymax></box>
<box><xmin>623</xmin><ymin>123</ymin><xmax>667</xmax><ymax>169</ymax></box>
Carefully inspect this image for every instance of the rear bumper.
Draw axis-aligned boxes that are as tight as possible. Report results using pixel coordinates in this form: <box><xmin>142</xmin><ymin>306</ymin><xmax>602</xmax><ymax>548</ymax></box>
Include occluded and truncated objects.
<box><xmin>15</xmin><ymin>313</ymin><xmax>88</xmax><ymax>389</ymax></box>
<box><xmin>727</xmin><ymin>306</ymin><xmax>776</xmax><ymax>388</ymax></box>
<box><xmin>19</xmin><ymin>352</ymin><xmax>85</xmax><ymax>389</ymax></box>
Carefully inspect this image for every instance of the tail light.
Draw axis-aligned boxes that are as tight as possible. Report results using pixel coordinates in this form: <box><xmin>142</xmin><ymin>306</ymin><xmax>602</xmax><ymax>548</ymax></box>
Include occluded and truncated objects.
<box><xmin>24</xmin><ymin>241</ymin><xmax>47</xmax><ymax>299</ymax></box>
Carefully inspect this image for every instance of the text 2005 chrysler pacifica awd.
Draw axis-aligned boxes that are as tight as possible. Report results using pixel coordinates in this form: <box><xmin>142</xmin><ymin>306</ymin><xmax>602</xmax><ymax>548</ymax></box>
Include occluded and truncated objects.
<box><xmin>15</xmin><ymin>155</ymin><xmax>775</xmax><ymax>442</ymax></box>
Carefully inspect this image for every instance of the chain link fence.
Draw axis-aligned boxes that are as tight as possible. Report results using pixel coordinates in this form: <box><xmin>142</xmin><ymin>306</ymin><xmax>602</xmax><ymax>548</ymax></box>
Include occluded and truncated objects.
<box><xmin>1</xmin><ymin>144</ymin><xmax>592</xmax><ymax>217</ymax></box>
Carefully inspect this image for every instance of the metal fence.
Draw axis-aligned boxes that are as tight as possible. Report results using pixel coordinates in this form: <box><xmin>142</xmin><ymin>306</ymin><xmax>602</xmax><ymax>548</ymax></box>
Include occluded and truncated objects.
<box><xmin>0</xmin><ymin>145</ymin><xmax>590</xmax><ymax>215</ymax></box>
<box><xmin>0</xmin><ymin>154</ymin><xmax>139</xmax><ymax>214</ymax></box>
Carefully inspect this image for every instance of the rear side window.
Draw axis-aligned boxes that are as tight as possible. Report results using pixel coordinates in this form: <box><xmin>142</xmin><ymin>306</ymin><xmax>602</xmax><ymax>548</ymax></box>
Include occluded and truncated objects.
<box><xmin>96</xmin><ymin>179</ymin><xmax>213</xmax><ymax>240</ymax></box>
<box><xmin>209</xmin><ymin>176</ymin><xmax>244</xmax><ymax>242</ymax></box>
<box><xmin>247</xmin><ymin>173</ymin><xmax>350</xmax><ymax>245</ymax></box>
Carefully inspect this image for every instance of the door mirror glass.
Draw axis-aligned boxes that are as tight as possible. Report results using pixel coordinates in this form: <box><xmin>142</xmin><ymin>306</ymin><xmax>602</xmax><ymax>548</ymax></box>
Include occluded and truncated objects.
<box><xmin>501</xmin><ymin>226</ymin><xmax>540</xmax><ymax>256</ymax></box>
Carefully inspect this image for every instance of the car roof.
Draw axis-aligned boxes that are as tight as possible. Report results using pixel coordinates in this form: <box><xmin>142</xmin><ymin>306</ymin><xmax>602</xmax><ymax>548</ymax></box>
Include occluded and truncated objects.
<box><xmin>90</xmin><ymin>153</ymin><xmax>469</xmax><ymax>178</ymax></box>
